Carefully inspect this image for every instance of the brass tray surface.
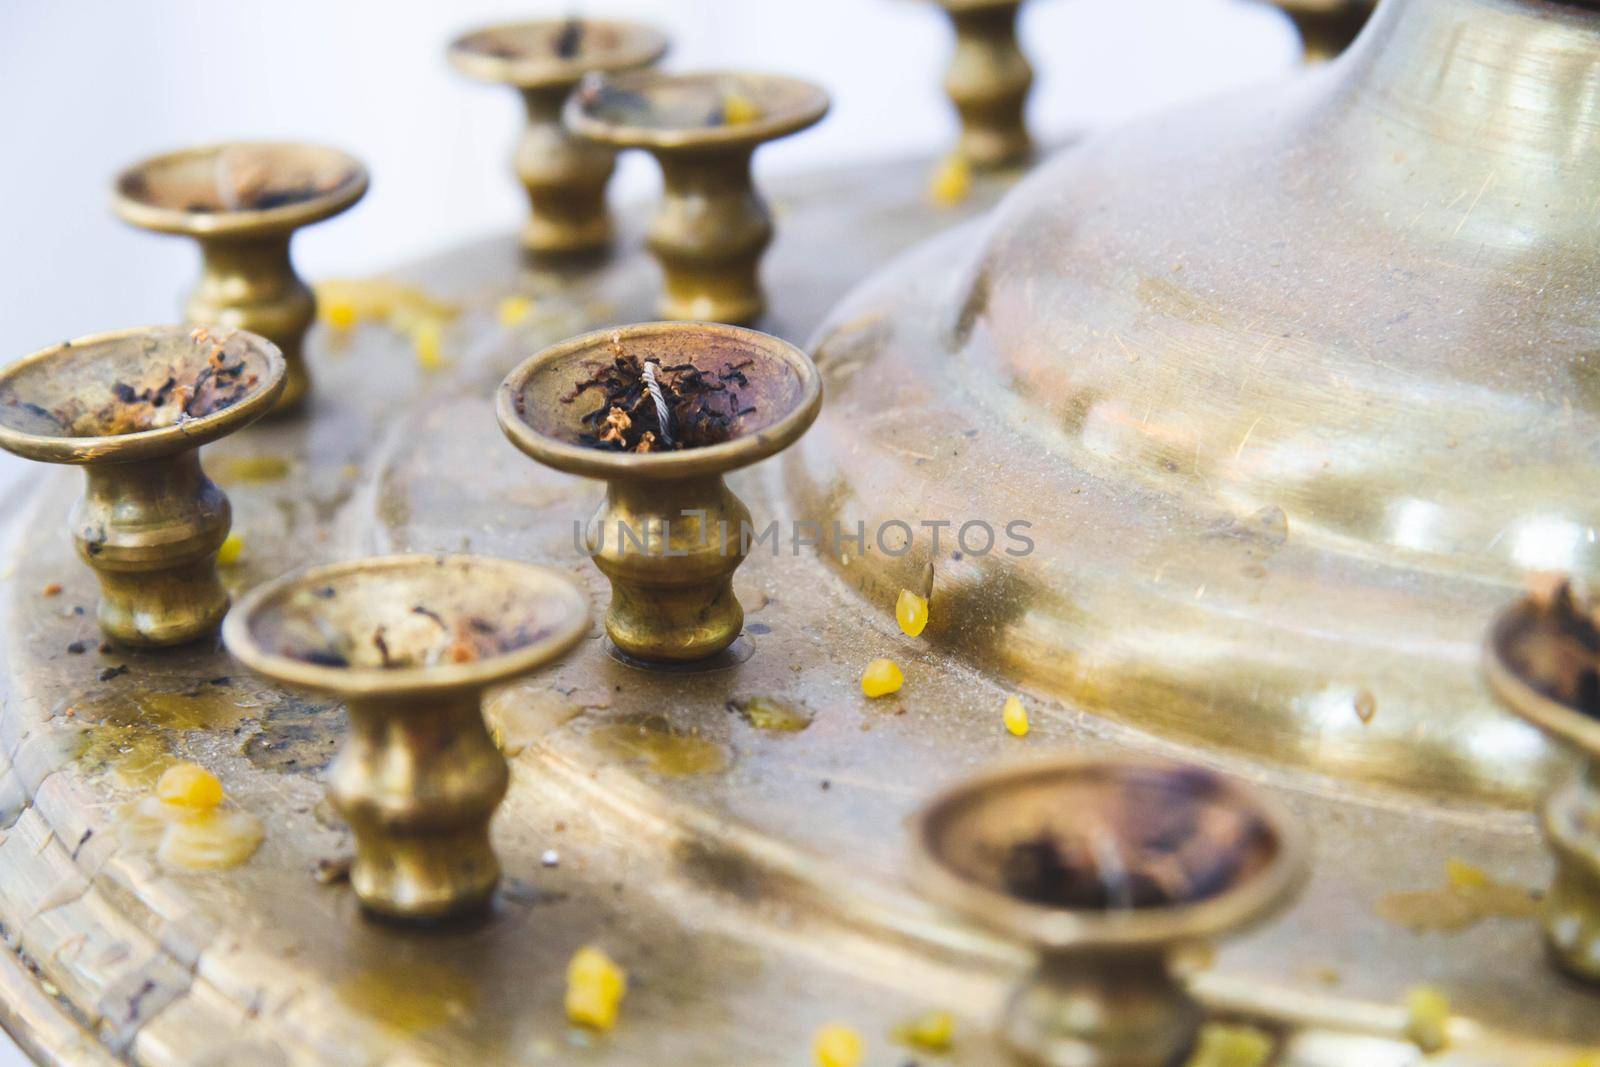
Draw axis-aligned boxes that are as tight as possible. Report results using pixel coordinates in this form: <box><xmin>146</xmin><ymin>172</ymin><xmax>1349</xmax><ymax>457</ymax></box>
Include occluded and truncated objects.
<box><xmin>0</xmin><ymin>152</ymin><xmax>1592</xmax><ymax>1065</ymax></box>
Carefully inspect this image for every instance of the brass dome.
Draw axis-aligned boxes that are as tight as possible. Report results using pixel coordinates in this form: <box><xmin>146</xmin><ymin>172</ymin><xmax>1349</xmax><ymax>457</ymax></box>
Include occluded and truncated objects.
<box><xmin>789</xmin><ymin>0</ymin><xmax>1600</xmax><ymax>807</ymax></box>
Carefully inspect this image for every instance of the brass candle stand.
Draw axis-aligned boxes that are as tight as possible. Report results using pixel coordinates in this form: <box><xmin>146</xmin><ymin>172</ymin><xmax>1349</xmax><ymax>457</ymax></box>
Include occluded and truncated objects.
<box><xmin>933</xmin><ymin>0</ymin><xmax>1034</xmax><ymax>169</ymax></box>
<box><xmin>565</xmin><ymin>71</ymin><xmax>830</xmax><ymax>324</ymax></box>
<box><xmin>1267</xmin><ymin>0</ymin><xmax>1376</xmax><ymax>62</ymax></box>
<box><xmin>497</xmin><ymin>321</ymin><xmax>821</xmax><ymax>664</ymax></box>
<box><xmin>222</xmin><ymin>554</ymin><xmax>589</xmax><ymax>922</ymax></box>
<box><xmin>910</xmin><ymin>758</ymin><xmax>1304</xmax><ymax>1067</ymax></box>
<box><xmin>0</xmin><ymin>326</ymin><xmax>284</xmax><ymax>647</ymax></box>
<box><xmin>112</xmin><ymin>142</ymin><xmax>368</xmax><ymax>416</ymax></box>
<box><xmin>448</xmin><ymin>18</ymin><xmax>668</xmax><ymax>257</ymax></box>
<box><xmin>1485</xmin><ymin>587</ymin><xmax>1600</xmax><ymax>984</ymax></box>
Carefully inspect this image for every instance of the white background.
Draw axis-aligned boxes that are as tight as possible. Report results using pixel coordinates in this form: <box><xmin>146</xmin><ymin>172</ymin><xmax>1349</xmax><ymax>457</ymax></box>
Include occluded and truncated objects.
<box><xmin>0</xmin><ymin>2</ymin><xmax>1295</xmax><ymax>1061</ymax></box>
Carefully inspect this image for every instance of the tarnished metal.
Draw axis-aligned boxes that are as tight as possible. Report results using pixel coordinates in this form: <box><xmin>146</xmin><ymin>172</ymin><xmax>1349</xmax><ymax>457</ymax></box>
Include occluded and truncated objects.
<box><xmin>497</xmin><ymin>322</ymin><xmax>822</xmax><ymax>663</ymax></box>
<box><xmin>932</xmin><ymin>0</ymin><xmax>1034</xmax><ymax>168</ymax></box>
<box><xmin>223</xmin><ymin>555</ymin><xmax>589</xmax><ymax>921</ymax></box>
<box><xmin>0</xmin><ymin>326</ymin><xmax>284</xmax><ymax>646</ymax></box>
<box><xmin>448</xmin><ymin>19</ymin><xmax>668</xmax><ymax>257</ymax></box>
<box><xmin>1</xmin><ymin>0</ymin><xmax>1599</xmax><ymax>1055</ymax></box>
<box><xmin>0</xmin><ymin>152</ymin><xmax>1047</xmax><ymax>1067</ymax></box>
<box><xmin>112</xmin><ymin>142</ymin><xmax>368</xmax><ymax>415</ymax></box>
<box><xmin>912</xmin><ymin>757</ymin><xmax>1304</xmax><ymax>1067</ymax></box>
<box><xmin>790</xmin><ymin>0</ymin><xmax>1600</xmax><ymax>810</ymax></box>
<box><xmin>1484</xmin><ymin>588</ymin><xmax>1600</xmax><ymax>984</ymax></box>
<box><xmin>565</xmin><ymin>71</ymin><xmax>830</xmax><ymax>324</ymax></box>
<box><xmin>0</xmin><ymin>146</ymin><xmax>1593</xmax><ymax>1064</ymax></box>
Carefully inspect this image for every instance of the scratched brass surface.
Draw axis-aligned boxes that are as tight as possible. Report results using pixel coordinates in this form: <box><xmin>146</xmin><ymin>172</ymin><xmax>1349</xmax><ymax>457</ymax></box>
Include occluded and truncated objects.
<box><xmin>792</xmin><ymin>0</ymin><xmax>1600</xmax><ymax>816</ymax></box>
<box><xmin>0</xmin><ymin>39</ymin><xmax>1596</xmax><ymax>1064</ymax></box>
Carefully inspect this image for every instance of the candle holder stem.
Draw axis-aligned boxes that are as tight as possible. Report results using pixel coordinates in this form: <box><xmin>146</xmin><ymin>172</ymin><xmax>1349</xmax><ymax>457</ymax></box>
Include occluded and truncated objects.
<box><xmin>191</xmin><ymin>235</ymin><xmax>314</xmax><ymax>414</ymax></box>
<box><xmin>943</xmin><ymin>1</ymin><xmax>1033</xmax><ymax>170</ymax></box>
<box><xmin>517</xmin><ymin>87</ymin><xmax>619</xmax><ymax>255</ymax></box>
<box><xmin>1544</xmin><ymin>757</ymin><xmax>1600</xmax><ymax>982</ymax></box>
<box><xmin>591</xmin><ymin>473</ymin><xmax>750</xmax><ymax>662</ymax></box>
<box><xmin>76</xmin><ymin>450</ymin><xmax>231</xmax><ymax>647</ymax></box>
<box><xmin>329</xmin><ymin>691</ymin><xmax>509</xmax><ymax>922</ymax></box>
<box><xmin>1005</xmin><ymin>950</ymin><xmax>1203</xmax><ymax>1067</ymax></box>
<box><xmin>650</xmin><ymin>149</ymin><xmax>768</xmax><ymax>324</ymax></box>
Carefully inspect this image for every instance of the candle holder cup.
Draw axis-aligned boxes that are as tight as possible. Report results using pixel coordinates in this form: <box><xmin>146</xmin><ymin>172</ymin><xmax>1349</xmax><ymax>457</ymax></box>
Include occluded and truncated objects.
<box><xmin>910</xmin><ymin>758</ymin><xmax>1304</xmax><ymax>1067</ymax></box>
<box><xmin>1485</xmin><ymin>588</ymin><xmax>1600</xmax><ymax>984</ymax></box>
<box><xmin>0</xmin><ymin>326</ymin><xmax>285</xmax><ymax>646</ymax></box>
<box><xmin>565</xmin><ymin>71</ymin><xmax>829</xmax><ymax>324</ymax></box>
<box><xmin>497</xmin><ymin>322</ymin><xmax>821</xmax><ymax>665</ymax></box>
<box><xmin>112</xmin><ymin>142</ymin><xmax>368</xmax><ymax>415</ymax></box>
<box><xmin>223</xmin><ymin>555</ymin><xmax>589</xmax><ymax>922</ymax></box>
<box><xmin>449</xmin><ymin>18</ymin><xmax>668</xmax><ymax>257</ymax></box>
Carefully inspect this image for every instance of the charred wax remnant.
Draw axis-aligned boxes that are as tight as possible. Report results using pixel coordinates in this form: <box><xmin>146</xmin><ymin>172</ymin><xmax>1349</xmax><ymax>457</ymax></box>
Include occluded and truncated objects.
<box><xmin>558</xmin><ymin>333</ymin><xmax>755</xmax><ymax>453</ymax></box>
<box><xmin>574</xmin><ymin>74</ymin><xmax>763</xmax><ymax>129</ymax></box>
<box><xmin>459</xmin><ymin>17</ymin><xmax>630</xmax><ymax>62</ymax></box>
<box><xmin>276</xmin><ymin>593</ymin><xmax>552</xmax><ymax>670</ymax></box>
<box><xmin>1502</xmin><ymin>575</ymin><xmax>1600</xmax><ymax>718</ymax></box>
<box><xmin>572</xmin><ymin>80</ymin><xmax>650</xmax><ymax>124</ymax></box>
<box><xmin>6</xmin><ymin>328</ymin><xmax>261</xmax><ymax>438</ymax></box>
<box><xmin>554</xmin><ymin>17</ymin><xmax>584</xmax><ymax>58</ymax></box>
<box><xmin>996</xmin><ymin>768</ymin><xmax>1270</xmax><ymax>910</ymax></box>
<box><xmin>118</xmin><ymin>146</ymin><xmax>347</xmax><ymax>214</ymax></box>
